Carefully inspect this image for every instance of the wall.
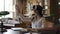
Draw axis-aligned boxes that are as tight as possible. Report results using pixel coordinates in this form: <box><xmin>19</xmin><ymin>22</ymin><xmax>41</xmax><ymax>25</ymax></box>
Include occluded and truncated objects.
<box><xmin>46</xmin><ymin>0</ymin><xmax>58</xmax><ymax>25</ymax></box>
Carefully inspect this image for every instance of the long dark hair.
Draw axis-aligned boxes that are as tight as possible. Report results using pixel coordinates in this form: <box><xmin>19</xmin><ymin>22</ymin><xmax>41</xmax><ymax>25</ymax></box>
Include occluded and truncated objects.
<box><xmin>33</xmin><ymin>5</ymin><xmax>43</xmax><ymax>17</ymax></box>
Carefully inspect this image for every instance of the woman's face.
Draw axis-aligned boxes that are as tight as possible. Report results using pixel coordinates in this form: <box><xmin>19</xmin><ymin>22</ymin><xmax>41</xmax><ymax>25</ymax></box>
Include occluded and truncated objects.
<box><xmin>33</xmin><ymin>9</ymin><xmax>38</xmax><ymax>16</ymax></box>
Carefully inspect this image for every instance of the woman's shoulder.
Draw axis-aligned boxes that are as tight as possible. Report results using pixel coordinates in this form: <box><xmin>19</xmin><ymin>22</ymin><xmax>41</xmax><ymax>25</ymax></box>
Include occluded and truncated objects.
<box><xmin>40</xmin><ymin>17</ymin><xmax>45</xmax><ymax>20</ymax></box>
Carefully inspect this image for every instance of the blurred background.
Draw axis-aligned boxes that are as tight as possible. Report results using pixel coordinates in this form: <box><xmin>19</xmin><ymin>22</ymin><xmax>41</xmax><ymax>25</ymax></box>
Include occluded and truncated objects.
<box><xmin>0</xmin><ymin>0</ymin><xmax>60</xmax><ymax>34</ymax></box>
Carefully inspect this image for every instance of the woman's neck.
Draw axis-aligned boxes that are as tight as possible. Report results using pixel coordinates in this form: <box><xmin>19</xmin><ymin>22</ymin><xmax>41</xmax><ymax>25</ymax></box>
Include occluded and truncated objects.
<box><xmin>32</xmin><ymin>15</ymin><xmax>42</xmax><ymax>21</ymax></box>
<box><xmin>37</xmin><ymin>15</ymin><xmax>41</xmax><ymax>18</ymax></box>
<box><xmin>34</xmin><ymin>15</ymin><xmax>41</xmax><ymax>21</ymax></box>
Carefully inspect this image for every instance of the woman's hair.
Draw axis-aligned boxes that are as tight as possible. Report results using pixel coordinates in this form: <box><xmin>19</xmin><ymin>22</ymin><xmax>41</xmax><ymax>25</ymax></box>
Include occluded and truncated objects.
<box><xmin>33</xmin><ymin>5</ymin><xmax>43</xmax><ymax>17</ymax></box>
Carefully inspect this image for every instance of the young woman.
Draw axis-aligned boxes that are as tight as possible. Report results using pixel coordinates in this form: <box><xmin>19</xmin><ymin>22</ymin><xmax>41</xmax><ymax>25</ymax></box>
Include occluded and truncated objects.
<box><xmin>31</xmin><ymin>5</ymin><xmax>46</xmax><ymax>29</ymax></box>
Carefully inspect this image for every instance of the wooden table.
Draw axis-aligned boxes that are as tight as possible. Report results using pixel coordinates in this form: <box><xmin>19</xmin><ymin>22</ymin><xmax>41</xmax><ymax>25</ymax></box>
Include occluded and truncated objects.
<box><xmin>11</xmin><ymin>26</ymin><xmax>60</xmax><ymax>34</ymax></box>
<box><xmin>23</xmin><ymin>27</ymin><xmax>58</xmax><ymax>34</ymax></box>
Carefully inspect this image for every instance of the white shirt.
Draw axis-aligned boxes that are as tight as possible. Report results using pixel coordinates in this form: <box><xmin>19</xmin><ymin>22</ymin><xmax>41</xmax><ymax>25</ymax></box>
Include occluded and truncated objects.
<box><xmin>31</xmin><ymin>17</ymin><xmax>45</xmax><ymax>29</ymax></box>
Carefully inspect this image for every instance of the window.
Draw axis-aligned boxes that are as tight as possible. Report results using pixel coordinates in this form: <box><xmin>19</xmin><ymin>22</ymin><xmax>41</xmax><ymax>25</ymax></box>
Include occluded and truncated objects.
<box><xmin>43</xmin><ymin>0</ymin><xmax>49</xmax><ymax>17</ymax></box>
<box><xmin>58</xmin><ymin>0</ymin><xmax>60</xmax><ymax>16</ymax></box>
<box><xmin>0</xmin><ymin>0</ymin><xmax>16</xmax><ymax>18</ymax></box>
<box><xmin>58</xmin><ymin>0</ymin><xmax>60</xmax><ymax>10</ymax></box>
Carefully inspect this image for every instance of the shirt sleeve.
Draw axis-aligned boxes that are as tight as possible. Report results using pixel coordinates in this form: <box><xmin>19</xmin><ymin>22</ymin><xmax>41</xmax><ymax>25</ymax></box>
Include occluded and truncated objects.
<box><xmin>39</xmin><ymin>17</ymin><xmax>46</xmax><ymax>28</ymax></box>
<box><xmin>42</xmin><ymin>18</ymin><xmax>46</xmax><ymax>28</ymax></box>
<box><xmin>42</xmin><ymin>18</ymin><xmax>46</xmax><ymax>23</ymax></box>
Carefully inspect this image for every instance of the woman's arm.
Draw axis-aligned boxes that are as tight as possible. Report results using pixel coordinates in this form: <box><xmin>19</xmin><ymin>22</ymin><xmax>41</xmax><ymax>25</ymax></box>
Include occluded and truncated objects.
<box><xmin>41</xmin><ymin>18</ymin><xmax>46</xmax><ymax>28</ymax></box>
